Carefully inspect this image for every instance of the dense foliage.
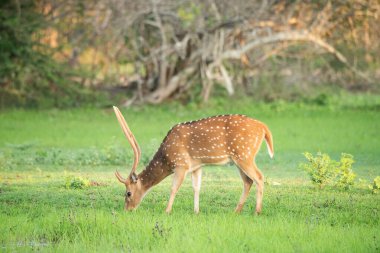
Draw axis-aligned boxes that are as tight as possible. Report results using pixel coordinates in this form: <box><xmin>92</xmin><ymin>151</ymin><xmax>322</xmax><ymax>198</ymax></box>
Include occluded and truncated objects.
<box><xmin>1</xmin><ymin>0</ymin><xmax>380</xmax><ymax>107</ymax></box>
<box><xmin>0</xmin><ymin>0</ymin><xmax>97</xmax><ymax>108</ymax></box>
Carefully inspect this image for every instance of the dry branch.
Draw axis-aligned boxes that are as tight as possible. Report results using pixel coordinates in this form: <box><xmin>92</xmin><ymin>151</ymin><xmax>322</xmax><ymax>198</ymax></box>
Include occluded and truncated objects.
<box><xmin>36</xmin><ymin>0</ymin><xmax>379</xmax><ymax>104</ymax></box>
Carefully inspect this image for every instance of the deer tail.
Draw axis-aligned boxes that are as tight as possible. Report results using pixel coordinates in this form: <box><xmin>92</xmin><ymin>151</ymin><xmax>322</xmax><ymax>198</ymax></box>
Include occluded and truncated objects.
<box><xmin>263</xmin><ymin>124</ymin><xmax>274</xmax><ymax>159</ymax></box>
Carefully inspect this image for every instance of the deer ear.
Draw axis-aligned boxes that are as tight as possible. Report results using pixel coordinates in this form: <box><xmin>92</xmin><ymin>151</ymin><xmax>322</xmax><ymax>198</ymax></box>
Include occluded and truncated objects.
<box><xmin>130</xmin><ymin>172</ymin><xmax>138</xmax><ymax>183</ymax></box>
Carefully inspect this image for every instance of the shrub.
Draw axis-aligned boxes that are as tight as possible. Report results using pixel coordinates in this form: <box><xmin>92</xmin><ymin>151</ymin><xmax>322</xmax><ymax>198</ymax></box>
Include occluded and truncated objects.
<box><xmin>65</xmin><ymin>176</ymin><xmax>90</xmax><ymax>189</ymax></box>
<box><xmin>300</xmin><ymin>152</ymin><xmax>337</xmax><ymax>189</ymax></box>
<box><xmin>369</xmin><ymin>176</ymin><xmax>380</xmax><ymax>194</ymax></box>
<box><xmin>300</xmin><ymin>152</ymin><xmax>356</xmax><ymax>189</ymax></box>
<box><xmin>335</xmin><ymin>153</ymin><xmax>356</xmax><ymax>190</ymax></box>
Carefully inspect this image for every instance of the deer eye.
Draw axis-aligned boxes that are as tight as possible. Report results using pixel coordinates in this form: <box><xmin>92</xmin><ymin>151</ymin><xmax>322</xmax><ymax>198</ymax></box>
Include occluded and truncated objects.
<box><xmin>126</xmin><ymin>191</ymin><xmax>132</xmax><ymax>197</ymax></box>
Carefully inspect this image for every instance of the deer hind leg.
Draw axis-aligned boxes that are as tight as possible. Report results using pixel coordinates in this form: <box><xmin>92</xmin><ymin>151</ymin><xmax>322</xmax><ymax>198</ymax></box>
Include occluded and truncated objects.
<box><xmin>252</xmin><ymin>165</ymin><xmax>264</xmax><ymax>215</ymax></box>
<box><xmin>235</xmin><ymin>168</ymin><xmax>253</xmax><ymax>213</ymax></box>
<box><xmin>233</xmin><ymin>159</ymin><xmax>264</xmax><ymax>215</ymax></box>
<box><xmin>191</xmin><ymin>168</ymin><xmax>202</xmax><ymax>214</ymax></box>
<box><xmin>166</xmin><ymin>168</ymin><xmax>187</xmax><ymax>214</ymax></box>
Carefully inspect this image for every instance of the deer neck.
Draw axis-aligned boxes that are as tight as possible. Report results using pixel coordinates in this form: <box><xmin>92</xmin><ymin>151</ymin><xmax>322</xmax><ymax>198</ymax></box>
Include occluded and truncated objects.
<box><xmin>138</xmin><ymin>158</ymin><xmax>172</xmax><ymax>191</ymax></box>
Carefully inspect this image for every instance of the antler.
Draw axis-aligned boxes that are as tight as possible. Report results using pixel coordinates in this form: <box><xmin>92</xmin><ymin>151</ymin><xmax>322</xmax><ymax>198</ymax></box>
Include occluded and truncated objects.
<box><xmin>113</xmin><ymin>106</ymin><xmax>141</xmax><ymax>183</ymax></box>
<box><xmin>115</xmin><ymin>170</ymin><xmax>127</xmax><ymax>184</ymax></box>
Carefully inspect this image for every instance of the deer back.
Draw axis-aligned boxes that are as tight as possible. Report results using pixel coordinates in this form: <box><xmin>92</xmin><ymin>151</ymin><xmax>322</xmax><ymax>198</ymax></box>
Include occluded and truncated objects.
<box><xmin>159</xmin><ymin>115</ymin><xmax>269</xmax><ymax>168</ymax></box>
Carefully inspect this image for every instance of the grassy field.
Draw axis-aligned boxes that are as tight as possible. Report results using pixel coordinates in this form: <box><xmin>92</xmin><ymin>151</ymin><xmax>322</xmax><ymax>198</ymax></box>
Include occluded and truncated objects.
<box><xmin>0</xmin><ymin>98</ymin><xmax>379</xmax><ymax>252</ymax></box>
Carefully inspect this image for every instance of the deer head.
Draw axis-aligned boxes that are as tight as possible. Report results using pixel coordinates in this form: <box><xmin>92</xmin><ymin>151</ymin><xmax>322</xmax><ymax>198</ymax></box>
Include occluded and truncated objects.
<box><xmin>113</xmin><ymin>106</ymin><xmax>145</xmax><ymax>210</ymax></box>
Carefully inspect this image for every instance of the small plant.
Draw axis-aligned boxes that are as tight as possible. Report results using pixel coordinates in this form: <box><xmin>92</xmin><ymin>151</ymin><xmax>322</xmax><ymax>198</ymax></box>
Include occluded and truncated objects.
<box><xmin>65</xmin><ymin>176</ymin><xmax>90</xmax><ymax>189</ymax></box>
<box><xmin>300</xmin><ymin>152</ymin><xmax>356</xmax><ymax>189</ymax></box>
<box><xmin>369</xmin><ymin>176</ymin><xmax>380</xmax><ymax>194</ymax></box>
<box><xmin>152</xmin><ymin>221</ymin><xmax>172</xmax><ymax>241</ymax></box>
<box><xmin>335</xmin><ymin>153</ymin><xmax>356</xmax><ymax>190</ymax></box>
<box><xmin>299</xmin><ymin>152</ymin><xmax>338</xmax><ymax>189</ymax></box>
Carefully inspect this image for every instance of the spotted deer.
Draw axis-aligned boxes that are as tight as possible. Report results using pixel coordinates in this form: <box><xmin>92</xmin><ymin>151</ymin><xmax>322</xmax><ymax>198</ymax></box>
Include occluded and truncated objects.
<box><xmin>113</xmin><ymin>106</ymin><xmax>274</xmax><ymax>214</ymax></box>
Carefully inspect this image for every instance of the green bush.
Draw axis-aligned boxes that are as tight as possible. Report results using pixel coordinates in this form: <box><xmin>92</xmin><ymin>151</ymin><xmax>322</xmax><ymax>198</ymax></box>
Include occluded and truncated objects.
<box><xmin>335</xmin><ymin>154</ymin><xmax>356</xmax><ymax>190</ymax></box>
<box><xmin>300</xmin><ymin>152</ymin><xmax>337</xmax><ymax>188</ymax></box>
<box><xmin>300</xmin><ymin>152</ymin><xmax>356</xmax><ymax>189</ymax></box>
<box><xmin>369</xmin><ymin>176</ymin><xmax>380</xmax><ymax>194</ymax></box>
<box><xmin>65</xmin><ymin>176</ymin><xmax>90</xmax><ymax>189</ymax></box>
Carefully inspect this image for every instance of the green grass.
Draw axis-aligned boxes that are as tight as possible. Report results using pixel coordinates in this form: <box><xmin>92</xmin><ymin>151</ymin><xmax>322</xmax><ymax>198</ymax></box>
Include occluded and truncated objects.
<box><xmin>0</xmin><ymin>99</ymin><xmax>380</xmax><ymax>252</ymax></box>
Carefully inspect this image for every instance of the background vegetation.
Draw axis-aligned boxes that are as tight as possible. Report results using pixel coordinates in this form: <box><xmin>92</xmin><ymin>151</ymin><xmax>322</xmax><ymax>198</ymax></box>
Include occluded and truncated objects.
<box><xmin>1</xmin><ymin>0</ymin><xmax>380</xmax><ymax>108</ymax></box>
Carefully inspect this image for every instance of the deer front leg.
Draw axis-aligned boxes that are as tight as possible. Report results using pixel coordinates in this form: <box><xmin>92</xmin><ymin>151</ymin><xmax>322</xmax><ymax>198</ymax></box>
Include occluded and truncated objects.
<box><xmin>191</xmin><ymin>168</ymin><xmax>202</xmax><ymax>214</ymax></box>
<box><xmin>166</xmin><ymin>168</ymin><xmax>187</xmax><ymax>214</ymax></box>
